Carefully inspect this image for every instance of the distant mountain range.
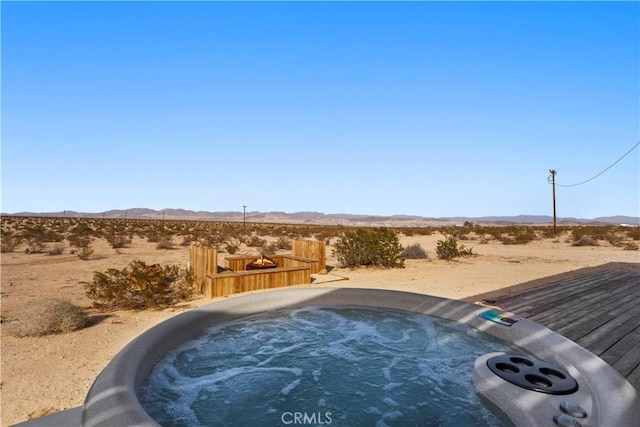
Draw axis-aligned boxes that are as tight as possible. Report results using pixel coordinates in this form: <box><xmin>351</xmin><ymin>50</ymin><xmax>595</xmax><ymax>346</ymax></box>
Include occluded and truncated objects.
<box><xmin>3</xmin><ymin>208</ymin><xmax>639</xmax><ymax>226</ymax></box>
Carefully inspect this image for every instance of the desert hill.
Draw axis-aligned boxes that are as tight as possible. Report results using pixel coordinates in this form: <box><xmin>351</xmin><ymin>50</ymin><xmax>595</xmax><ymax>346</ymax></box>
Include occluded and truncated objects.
<box><xmin>4</xmin><ymin>209</ymin><xmax>639</xmax><ymax>226</ymax></box>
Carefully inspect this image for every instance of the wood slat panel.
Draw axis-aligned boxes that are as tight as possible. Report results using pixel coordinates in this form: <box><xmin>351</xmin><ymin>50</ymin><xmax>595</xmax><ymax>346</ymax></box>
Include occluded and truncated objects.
<box><xmin>599</xmin><ymin>328</ymin><xmax>640</xmax><ymax>377</ymax></box>
<box><xmin>527</xmin><ymin>273</ymin><xmax>637</xmax><ymax>321</ymax></box>
<box><xmin>495</xmin><ymin>271</ymin><xmax>614</xmax><ymax>315</ymax></box>
<box><xmin>189</xmin><ymin>244</ymin><xmax>218</xmax><ymax>292</ymax></box>
<box><xmin>531</xmin><ymin>279</ymin><xmax>638</xmax><ymax>325</ymax></box>
<box><xmin>292</xmin><ymin>239</ymin><xmax>326</xmax><ymax>273</ymax></box>
<box><xmin>206</xmin><ymin>266</ymin><xmax>311</xmax><ymax>298</ymax></box>
<box><xmin>575</xmin><ymin>304</ymin><xmax>640</xmax><ymax>352</ymax></box>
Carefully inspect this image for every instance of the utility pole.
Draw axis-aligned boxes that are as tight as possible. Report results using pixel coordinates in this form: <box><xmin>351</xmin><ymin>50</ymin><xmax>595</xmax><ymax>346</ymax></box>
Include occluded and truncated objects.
<box><xmin>549</xmin><ymin>169</ymin><xmax>557</xmax><ymax>234</ymax></box>
<box><xmin>243</xmin><ymin>205</ymin><xmax>247</xmax><ymax>228</ymax></box>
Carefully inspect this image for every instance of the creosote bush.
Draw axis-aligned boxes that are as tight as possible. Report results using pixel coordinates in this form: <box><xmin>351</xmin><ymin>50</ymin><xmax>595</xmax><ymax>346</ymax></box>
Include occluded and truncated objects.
<box><xmin>333</xmin><ymin>228</ymin><xmax>404</xmax><ymax>268</ymax></box>
<box><xmin>48</xmin><ymin>242</ymin><xmax>66</xmax><ymax>255</ymax></box>
<box><xmin>7</xmin><ymin>298</ymin><xmax>90</xmax><ymax>337</ymax></box>
<box><xmin>77</xmin><ymin>246</ymin><xmax>94</xmax><ymax>260</ymax></box>
<box><xmin>85</xmin><ymin>260</ymin><xmax>194</xmax><ymax>309</ymax></box>
<box><xmin>572</xmin><ymin>235</ymin><xmax>599</xmax><ymax>247</ymax></box>
<box><xmin>260</xmin><ymin>241</ymin><xmax>279</xmax><ymax>256</ymax></box>
<box><xmin>275</xmin><ymin>236</ymin><xmax>292</xmax><ymax>250</ymax></box>
<box><xmin>402</xmin><ymin>243</ymin><xmax>428</xmax><ymax>259</ymax></box>
<box><xmin>106</xmin><ymin>233</ymin><xmax>132</xmax><ymax>249</ymax></box>
<box><xmin>68</xmin><ymin>235</ymin><xmax>92</xmax><ymax>249</ymax></box>
<box><xmin>1</xmin><ymin>234</ymin><xmax>21</xmax><ymax>252</ymax></box>
<box><xmin>247</xmin><ymin>235</ymin><xmax>266</xmax><ymax>247</ymax></box>
<box><xmin>25</xmin><ymin>238</ymin><xmax>46</xmax><ymax>254</ymax></box>
<box><xmin>509</xmin><ymin>229</ymin><xmax>536</xmax><ymax>245</ymax></box>
<box><xmin>626</xmin><ymin>227</ymin><xmax>640</xmax><ymax>241</ymax></box>
<box><xmin>225</xmin><ymin>241</ymin><xmax>240</xmax><ymax>254</ymax></box>
<box><xmin>436</xmin><ymin>234</ymin><xmax>474</xmax><ymax>260</ymax></box>
<box><xmin>156</xmin><ymin>236</ymin><xmax>175</xmax><ymax>250</ymax></box>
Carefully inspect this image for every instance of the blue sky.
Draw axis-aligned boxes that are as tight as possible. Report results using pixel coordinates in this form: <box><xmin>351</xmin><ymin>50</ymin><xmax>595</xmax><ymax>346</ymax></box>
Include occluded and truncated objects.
<box><xmin>2</xmin><ymin>1</ymin><xmax>639</xmax><ymax>218</ymax></box>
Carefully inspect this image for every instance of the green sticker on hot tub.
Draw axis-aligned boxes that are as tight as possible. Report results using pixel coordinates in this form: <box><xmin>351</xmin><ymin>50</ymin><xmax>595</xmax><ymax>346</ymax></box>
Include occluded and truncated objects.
<box><xmin>480</xmin><ymin>309</ymin><xmax>520</xmax><ymax>326</ymax></box>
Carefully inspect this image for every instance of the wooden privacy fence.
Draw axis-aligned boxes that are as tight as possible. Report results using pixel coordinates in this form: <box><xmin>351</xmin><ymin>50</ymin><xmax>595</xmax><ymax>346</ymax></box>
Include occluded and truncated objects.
<box><xmin>292</xmin><ymin>239</ymin><xmax>326</xmax><ymax>273</ymax></box>
<box><xmin>189</xmin><ymin>243</ymin><xmax>218</xmax><ymax>292</ymax></box>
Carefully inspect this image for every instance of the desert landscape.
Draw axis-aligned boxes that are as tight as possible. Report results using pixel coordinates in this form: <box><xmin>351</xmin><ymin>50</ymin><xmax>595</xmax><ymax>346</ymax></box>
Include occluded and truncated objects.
<box><xmin>1</xmin><ymin>215</ymin><xmax>639</xmax><ymax>426</ymax></box>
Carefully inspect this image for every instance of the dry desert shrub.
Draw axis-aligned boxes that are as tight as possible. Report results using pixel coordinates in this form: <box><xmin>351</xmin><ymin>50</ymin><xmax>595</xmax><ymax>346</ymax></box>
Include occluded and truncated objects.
<box><xmin>260</xmin><ymin>241</ymin><xmax>279</xmax><ymax>256</ymax></box>
<box><xmin>48</xmin><ymin>242</ymin><xmax>66</xmax><ymax>255</ymax></box>
<box><xmin>77</xmin><ymin>245</ymin><xmax>95</xmax><ymax>260</ymax></box>
<box><xmin>572</xmin><ymin>235</ymin><xmax>599</xmax><ymax>247</ymax></box>
<box><xmin>275</xmin><ymin>236</ymin><xmax>292</xmax><ymax>250</ymax></box>
<box><xmin>333</xmin><ymin>228</ymin><xmax>405</xmax><ymax>268</ymax></box>
<box><xmin>436</xmin><ymin>234</ymin><xmax>474</xmax><ymax>260</ymax></box>
<box><xmin>145</xmin><ymin>230</ymin><xmax>162</xmax><ymax>243</ymax></box>
<box><xmin>402</xmin><ymin>243</ymin><xmax>428</xmax><ymax>259</ymax></box>
<box><xmin>85</xmin><ymin>260</ymin><xmax>194</xmax><ymax>309</ymax></box>
<box><xmin>156</xmin><ymin>236</ymin><xmax>175</xmax><ymax>250</ymax></box>
<box><xmin>225</xmin><ymin>241</ymin><xmax>240</xmax><ymax>254</ymax></box>
<box><xmin>570</xmin><ymin>225</ymin><xmax>613</xmax><ymax>243</ymax></box>
<box><xmin>539</xmin><ymin>227</ymin><xmax>563</xmax><ymax>239</ymax></box>
<box><xmin>106</xmin><ymin>233</ymin><xmax>132</xmax><ymax>249</ymax></box>
<box><xmin>626</xmin><ymin>227</ymin><xmax>640</xmax><ymax>240</ymax></box>
<box><xmin>416</xmin><ymin>228</ymin><xmax>435</xmax><ymax>236</ymax></box>
<box><xmin>6</xmin><ymin>298</ymin><xmax>90</xmax><ymax>337</ymax></box>
<box><xmin>180</xmin><ymin>234</ymin><xmax>196</xmax><ymax>247</ymax></box>
<box><xmin>247</xmin><ymin>235</ymin><xmax>266</xmax><ymax>248</ymax></box>
<box><xmin>1</xmin><ymin>234</ymin><xmax>22</xmax><ymax>252</ymax></box>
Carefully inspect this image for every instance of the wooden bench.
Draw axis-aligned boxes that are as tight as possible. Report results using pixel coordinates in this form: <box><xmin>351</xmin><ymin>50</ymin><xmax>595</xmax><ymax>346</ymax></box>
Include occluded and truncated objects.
<box><xmin>204</xmin><ymin>265</ymin><xmax>311</xmax><ymax>298</ymax></box>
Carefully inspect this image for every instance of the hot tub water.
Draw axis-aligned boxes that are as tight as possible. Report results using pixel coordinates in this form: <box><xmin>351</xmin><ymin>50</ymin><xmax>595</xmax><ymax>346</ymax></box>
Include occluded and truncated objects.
<box><xmin>139</xmin><ymin>306</ymin><xmax>518</xmax><ymax>426</ymax></box>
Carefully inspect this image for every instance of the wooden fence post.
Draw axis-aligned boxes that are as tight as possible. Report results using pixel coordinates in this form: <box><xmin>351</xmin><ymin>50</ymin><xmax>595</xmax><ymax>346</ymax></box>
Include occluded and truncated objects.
<box><xmin>189</xmin><ymin>243</ymin><xmax>218</xmax><ymax>292</ymax></box>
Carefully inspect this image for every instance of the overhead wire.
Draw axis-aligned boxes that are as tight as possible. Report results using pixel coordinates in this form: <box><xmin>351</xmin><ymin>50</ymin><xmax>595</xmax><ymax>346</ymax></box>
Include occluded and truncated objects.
<box><xmin>554</xmin><ymin>141</ymin><xmax>640</xmax><ymax>188</ymax></box>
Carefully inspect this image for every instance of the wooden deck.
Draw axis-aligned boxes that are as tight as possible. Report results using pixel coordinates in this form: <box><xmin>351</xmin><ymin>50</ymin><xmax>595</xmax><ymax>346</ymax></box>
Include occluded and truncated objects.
<box><xmin>465</xmin><ymin>262</ymin><xmax>640</xmax><ymax>390</ymax></box>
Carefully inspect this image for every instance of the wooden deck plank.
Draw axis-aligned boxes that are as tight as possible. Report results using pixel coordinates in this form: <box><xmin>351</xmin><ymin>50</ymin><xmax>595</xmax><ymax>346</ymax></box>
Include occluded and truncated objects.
<box><xmin>603</xmin><ymin>329</ymin><xmax>640</xmax><ymax>377</ymax></box>
<box><xmin>480</xmin><ymin>265</ymin><xmax>640</xmax><ymax>390</ymax></box>
<box><xmin>626</xmin><ymin>363</ymin><xmax>640</xmax><ymax>390</ymax></box>
<box><xmin>493</xmin><ymin>271</ymin><xmax>612</xmax><ymax>312</ymax></box>
<box><xmin>531</xmin><ymin>284</ymin><xmax>638</xmax><ymax>327</ymax></box>
<box><xmin>519</xmin><ymin>272</ymin><xmax>636</xmax><ymax>315</ymax></box>
<box><xmin>528</xmin><ymin>280</ymin><xmax>638</xmax><ymax>324</ymax></box>
<box><xmin>495</xmin><ymin>272</ymin><xmax>618</xmax><ymax>315</ymax></box>
<box><xmin>529</xmin><ymin>272</ymin><xmax>638</xmax><ymax>310</ymax></box>
<box><xmin>599</xmin><ymin>327</ymin><xmax>640</xmax><ymax>367</ymax></box>
<box><xmin>575</xmin><ymin>305</ymin><xmax>640</xmax><ymax>353</ymax></box>
<box><xmin>549</xmin><ymin>292</ymin><xmax>640</xmax><ymax>340</ymax></box>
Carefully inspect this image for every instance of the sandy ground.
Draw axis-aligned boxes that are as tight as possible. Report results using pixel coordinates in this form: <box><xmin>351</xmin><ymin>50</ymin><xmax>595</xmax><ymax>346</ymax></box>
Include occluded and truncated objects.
<box><xmin>1</xmin><ymin>232</ymin><xmax>639</xmax><ymax>426</ymax></box>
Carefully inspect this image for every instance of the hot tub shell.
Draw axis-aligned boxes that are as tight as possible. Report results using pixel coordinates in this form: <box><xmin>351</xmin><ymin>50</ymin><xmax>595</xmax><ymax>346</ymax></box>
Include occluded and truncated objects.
<box><xmin>82</xmin><ymin>287</ymin><xmax>640</xmax><ymax>427</ymax></box>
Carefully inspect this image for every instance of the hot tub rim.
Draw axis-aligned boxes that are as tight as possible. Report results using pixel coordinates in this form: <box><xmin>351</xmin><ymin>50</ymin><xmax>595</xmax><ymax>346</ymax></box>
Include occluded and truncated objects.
<box><xmin>81</xmin><ymin>287</ymin><xmax>640</xmax><ymax>427</ymax></box>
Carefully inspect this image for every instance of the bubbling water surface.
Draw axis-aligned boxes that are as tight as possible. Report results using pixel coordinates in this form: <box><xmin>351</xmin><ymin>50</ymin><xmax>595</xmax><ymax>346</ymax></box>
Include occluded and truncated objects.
<box><xmin>139</xmin><ymin>306</ymin><xmax>517</xmax><ymax>426</ymax></box>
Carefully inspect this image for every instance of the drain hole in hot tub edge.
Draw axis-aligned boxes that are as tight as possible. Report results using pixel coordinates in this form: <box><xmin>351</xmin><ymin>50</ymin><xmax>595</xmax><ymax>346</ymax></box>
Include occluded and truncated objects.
<box><xmin>510</xmin><ymin>356</ymin><xmax>534</xmax><ymax>367</ymax></box>
<box><xmin>524</xmin><ymin>374</ymin><xmax>553</xmax><ymax>388</ymax></box>
<box><xmin>495</xmin><ymin>363</ymin><xmax>520</xmax><ymax>374</ymax></box>
<box><xmin>539</xmin><ymin>367</ymin><xmax>566</xmax><ymax>380</ymax></box>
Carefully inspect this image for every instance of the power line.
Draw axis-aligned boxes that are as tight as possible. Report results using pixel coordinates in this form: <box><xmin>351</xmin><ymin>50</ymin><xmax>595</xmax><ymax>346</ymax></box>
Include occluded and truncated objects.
<box><xmin>555</xmin><ymin>141</ymin><xmax>640</xmax><ymax>188</ymax></box>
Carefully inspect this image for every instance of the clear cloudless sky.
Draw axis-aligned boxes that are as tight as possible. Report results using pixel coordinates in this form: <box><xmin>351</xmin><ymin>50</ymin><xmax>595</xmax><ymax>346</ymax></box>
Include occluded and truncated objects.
<box><xmin>2</xmin><ymin>1</ymin><xmax>639</xmax><ymax>218</ymax></box>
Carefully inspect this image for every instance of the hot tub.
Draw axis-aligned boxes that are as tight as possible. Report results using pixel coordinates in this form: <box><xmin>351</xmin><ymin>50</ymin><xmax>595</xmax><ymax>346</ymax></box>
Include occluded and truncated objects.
<box><xmin>82</xmin><ymin>288</ymin><xmax>640</xmax><ymax>426</ymax></box>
